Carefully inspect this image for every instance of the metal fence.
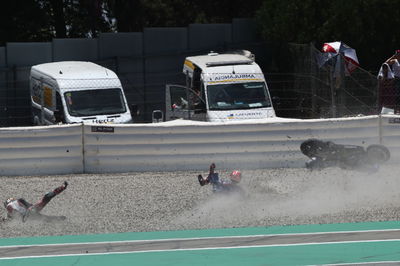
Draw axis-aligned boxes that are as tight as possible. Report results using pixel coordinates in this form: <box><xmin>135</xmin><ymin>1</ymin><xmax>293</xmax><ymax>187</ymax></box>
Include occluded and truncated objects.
<box><xmin>0</xmin><ymin>42</ymin><xmax>390</xmax><ymax>127</ymax></box>
<box><xmin>271</xmin><ymin>43</ymin><xmax>382</xmax><ymax>119</ymax></box>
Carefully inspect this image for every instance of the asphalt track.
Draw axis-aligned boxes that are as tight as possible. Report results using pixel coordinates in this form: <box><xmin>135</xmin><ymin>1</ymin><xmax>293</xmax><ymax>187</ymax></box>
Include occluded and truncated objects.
<box><xmin>1</xmin><ymin>221</ymin><xmax>400</xmax><ymax>265</ymax></box>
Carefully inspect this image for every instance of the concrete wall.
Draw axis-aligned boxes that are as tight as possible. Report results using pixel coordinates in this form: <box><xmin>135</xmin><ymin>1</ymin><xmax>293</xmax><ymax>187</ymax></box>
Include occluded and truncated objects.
<box><xmin>0</xmin><ymin>47</ymin><xmax>7</xmax><ymax>124</ymax></box>
<box><xmin>98</xmin><ymin>32</ymin><xmax>143</xmax><ymax>59</ymax></box>
<box><xmin>188</xmin><ymin>24</ymin><xmax>232</xmax><ymax>51</ymax></box>
<box><xmin>97</xmin><ymin>32</ymin><xmax>145</xmax><ymax>120</ymax></box>
<box><xmin>6</xmin><ymin>42</ymin><xmax>52</xmax><ymax>67</ymax></box>
<box><xmin>3</xmin><ymin>43</ymin><xmax>53</xmax><ymax>125</ymax></box>
<box><xmin>143</xmin><ymin>27</ymin><xmax>189</xmax><ymax>118</ymax></box>
<box><xmin>53</xmin><ymin>38</ymin><xmax>98</xmax><ymax>62</ymax></box>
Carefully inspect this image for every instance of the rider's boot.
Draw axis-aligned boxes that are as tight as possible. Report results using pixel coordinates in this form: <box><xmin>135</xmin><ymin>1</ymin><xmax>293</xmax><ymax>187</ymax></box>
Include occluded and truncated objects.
<box><xmin>198</xmin><ymin>175</ymin><xmax>206</xmax><ymax>186</ymax></box>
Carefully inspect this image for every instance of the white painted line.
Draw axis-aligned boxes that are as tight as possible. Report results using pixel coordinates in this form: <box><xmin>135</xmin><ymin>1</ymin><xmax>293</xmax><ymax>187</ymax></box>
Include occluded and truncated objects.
<box><xmin>1</xmin><ymin>238</ymin><xmax>400</xmax><ymax>260</ymax></box>
<box><xmin>321</xmin><ymin>261</ymin><xmax>400</xmax><ymax>266</ymax></box>
<box><xmin>1</xmin><ymin>228</ymin><xmax>399</xmax><ymax>249</ymax></box>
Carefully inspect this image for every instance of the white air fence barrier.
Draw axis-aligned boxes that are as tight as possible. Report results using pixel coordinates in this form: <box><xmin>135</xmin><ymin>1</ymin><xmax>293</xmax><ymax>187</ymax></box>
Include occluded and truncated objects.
<box><xmin>83</xmin><ymin>116</ymin><xmax>382</xmax><ymax>173</ymax></box>
<box><xmin>0</xmin><ymin>115</ymin><xmax>397</xmax><ymax>176</ymax></box>
<box><xmin>0</xmin><ymin>124</ymin><xmax>83</xmax><ymax>176</ymax></box>
<box><xmin>380</xmin><ymin>115</ymin><xmax>400</xmax><ymax>163</ymax></box>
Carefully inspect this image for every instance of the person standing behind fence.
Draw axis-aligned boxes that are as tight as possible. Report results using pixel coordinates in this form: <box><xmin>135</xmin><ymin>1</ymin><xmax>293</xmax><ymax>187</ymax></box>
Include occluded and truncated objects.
<box><xmin>377</xmin><ymin>62</ymin><xmax>395</xmax><ymax>112</ymax></box>
<box><xmin>385</xmin><ymin>51</ymin><xmax>400</xmax><ymax>113</ymax></box>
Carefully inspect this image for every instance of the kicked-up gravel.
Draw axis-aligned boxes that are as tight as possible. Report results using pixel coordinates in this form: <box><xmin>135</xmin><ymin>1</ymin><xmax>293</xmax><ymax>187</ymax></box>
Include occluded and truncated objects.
<box><xmin>1</xmin><ymin>165</ymin><xmax>399</xmax><ymax>238</ymax></box>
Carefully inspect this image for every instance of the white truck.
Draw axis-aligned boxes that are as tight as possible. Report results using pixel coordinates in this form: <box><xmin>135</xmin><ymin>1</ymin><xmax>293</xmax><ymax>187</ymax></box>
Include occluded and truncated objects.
<box><xmin>161</xmin><ymin>50</ymin><xmax>276</xmax><ymax>122</ymax></box>
<box><xmin>30</xmin><ymin>61</ymin><xmax>132</xmax><ymax>125</ymax></box>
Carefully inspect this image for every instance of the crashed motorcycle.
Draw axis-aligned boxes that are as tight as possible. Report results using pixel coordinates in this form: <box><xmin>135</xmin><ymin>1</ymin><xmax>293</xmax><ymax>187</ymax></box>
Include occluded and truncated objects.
<box><xmin>300</xmin><ymin>139</ymin><xmax>390</xmax><ymax>170</ymax></box>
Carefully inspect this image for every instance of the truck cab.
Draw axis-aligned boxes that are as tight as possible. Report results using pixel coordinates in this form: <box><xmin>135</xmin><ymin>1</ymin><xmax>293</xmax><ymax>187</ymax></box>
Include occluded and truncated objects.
<box><xmin>30</xmin><ymin>61</ymin><xmax>132</xmax><ymax>125</ymax></box>
<box><xmin>164</xmin><ymin>50</ymin><xmax>276</xmax><ymax>122</ymax></box>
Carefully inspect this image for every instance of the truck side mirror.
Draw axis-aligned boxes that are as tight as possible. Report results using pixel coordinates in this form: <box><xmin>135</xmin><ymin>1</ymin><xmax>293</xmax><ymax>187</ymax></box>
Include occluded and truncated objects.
<box><xmin>152</xmin><ymin>110</ymin><xmax>164</xmax><ymax>123</ymax></box>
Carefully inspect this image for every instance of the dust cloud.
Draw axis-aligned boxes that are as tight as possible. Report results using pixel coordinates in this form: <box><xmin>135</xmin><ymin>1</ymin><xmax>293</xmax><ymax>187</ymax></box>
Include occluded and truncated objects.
<box><xmin>1</xmin><ymin>165</ymin><xmax>399</xmax><ymax>238</ymax></box>
<box><xmin>173</xmin><ymin>165</ymin><xmax>400</xmax><ymax>229</ymax></box>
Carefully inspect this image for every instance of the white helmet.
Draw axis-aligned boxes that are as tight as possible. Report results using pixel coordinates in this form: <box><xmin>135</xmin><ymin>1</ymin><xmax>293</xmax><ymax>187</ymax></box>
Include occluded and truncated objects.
<box><xmin>4</xmin><ymin>197</ymin><xmax>15</xmax><ymax>207</ymax></box>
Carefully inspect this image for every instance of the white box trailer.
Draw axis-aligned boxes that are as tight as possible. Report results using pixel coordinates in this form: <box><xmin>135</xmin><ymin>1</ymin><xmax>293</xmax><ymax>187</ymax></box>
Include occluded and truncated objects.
<box><xmin>162</xmin><ymin>50</ymin><xmax>276</xmax><ymax>122</ymax></box>
<box><xmin>30</xmin><ymin>61</ymin><xmax>132</xmax><ymax>125</ymax></box>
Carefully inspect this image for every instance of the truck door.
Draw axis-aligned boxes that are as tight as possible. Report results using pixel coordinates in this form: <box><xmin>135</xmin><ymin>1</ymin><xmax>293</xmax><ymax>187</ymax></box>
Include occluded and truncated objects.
<box><xmin>165</xmin><ymin>84</ymin><xmax>206</xmax><ymax>121</ymax></box>
<box><xmin>31</xmin><ymin>78</ymin><xmax>56</xmax><ymax>125</ymax></box>
<box><xmin>54</xmin><ymin>92</ymin><xmax>66</xmax><ymax>123</ymax></box>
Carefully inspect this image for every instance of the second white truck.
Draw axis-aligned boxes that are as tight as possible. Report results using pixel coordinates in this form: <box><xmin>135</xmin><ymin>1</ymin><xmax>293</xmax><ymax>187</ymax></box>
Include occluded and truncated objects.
<box><xmin>162</xmin><ymin>50</ymin><xmax>276</xmax><ymax>122</ymax></box>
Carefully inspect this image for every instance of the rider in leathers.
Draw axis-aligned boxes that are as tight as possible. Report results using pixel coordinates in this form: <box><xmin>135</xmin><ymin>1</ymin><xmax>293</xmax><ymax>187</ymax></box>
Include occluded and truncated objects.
<box><xmin>198</xmin><ymin>163</ymin><xmax>241</xmax><ymax>192</ymax></box>
<box><xmin>3</xmin><ymin>181</ymin><xmax>68</xmax><ymax>222</ymax></box>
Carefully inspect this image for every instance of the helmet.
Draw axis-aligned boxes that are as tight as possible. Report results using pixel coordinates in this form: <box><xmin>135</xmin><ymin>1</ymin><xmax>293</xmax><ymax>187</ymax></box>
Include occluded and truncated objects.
<box><xmin>4</xmin><ymin>197</ymin><xmax>14</xmax><ymax>208</ymax></box>
<box><xmin>230</xmin><ymin>170</ymin><xmax>241</xmax><ymax>183</ymax></box>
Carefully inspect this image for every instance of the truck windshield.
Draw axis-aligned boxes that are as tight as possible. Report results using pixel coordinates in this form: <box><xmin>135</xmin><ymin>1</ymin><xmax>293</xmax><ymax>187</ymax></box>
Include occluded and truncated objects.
<box><xmin>64</xmin><ymin>88</ymin><xmax>127</xmax><ymax>117</ymax></box>
<box><xmin>207</xmin><ymin>82</ymin><xmax>272</xmax><ymax>110</ymax></box>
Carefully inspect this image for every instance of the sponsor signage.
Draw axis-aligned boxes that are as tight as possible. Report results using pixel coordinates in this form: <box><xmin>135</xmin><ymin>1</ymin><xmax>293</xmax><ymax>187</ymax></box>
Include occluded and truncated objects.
<box><xmin>91</xmin><ymin>126</ymin><xmax>114</xmax><ymax>133</ymax></box>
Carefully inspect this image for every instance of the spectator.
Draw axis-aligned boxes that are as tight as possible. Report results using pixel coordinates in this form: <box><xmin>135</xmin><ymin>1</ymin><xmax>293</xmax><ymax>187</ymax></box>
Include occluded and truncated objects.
<box><xmin>377</xmin><ymin>62</ymin><xmax>396</xmax><ymax>112</ymax></box>
<box><xmin>385</xmin><ymin>51</ymin><xmax>400</xmax><ymax>113</ymax></box>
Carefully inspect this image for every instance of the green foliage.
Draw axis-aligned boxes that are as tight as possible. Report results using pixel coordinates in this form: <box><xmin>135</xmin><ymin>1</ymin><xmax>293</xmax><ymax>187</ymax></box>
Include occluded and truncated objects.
<box><xmin>0</xmin><ymin>1</ymin><xmax>53</xmax><ymax>43</ymax></box>
<box><xmin>256</xmin><ymin>0</ymin><xmax>400</xmax><ymax>70</ymax></box>
<box><xmin>105</xmin><ymin>0</ymin><xmax>263</xmax><ymax>31</ymax></box>
<box><xmin>0</xmin><ymin>0</ymin><xmax>262</xmax><ymax>45</ymax></box>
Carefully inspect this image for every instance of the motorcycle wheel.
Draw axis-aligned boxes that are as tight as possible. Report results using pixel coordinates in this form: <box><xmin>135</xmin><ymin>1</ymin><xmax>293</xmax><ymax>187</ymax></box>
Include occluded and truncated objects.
<box><xmin>366</xmin><ymin>145</ymin><xmax>390</xmax><ymax>164</ymax></box>
<box><xmin>300</xmin><ymin>139</ymin><xmax>325</xmax><ymax>157</ymax></box>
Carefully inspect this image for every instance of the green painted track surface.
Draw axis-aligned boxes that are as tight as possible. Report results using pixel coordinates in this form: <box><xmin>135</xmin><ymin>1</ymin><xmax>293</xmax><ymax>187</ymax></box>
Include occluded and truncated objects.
<box><xmin>1</xmin><ymin>221</ymin><xmax>400</xmax><ymax>265</ymax></box>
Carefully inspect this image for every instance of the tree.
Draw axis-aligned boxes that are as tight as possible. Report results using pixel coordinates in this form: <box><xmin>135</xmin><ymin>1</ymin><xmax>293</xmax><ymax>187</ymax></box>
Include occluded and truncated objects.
<box><xmin>49</xmin><ymin>0</ymin><xmax>67</xmax><ymax>38</ymax></box>
<box><xmin>256</xmin><ymin>0</ymin><xmax>400</xmax><ymax>70</ymax></box>
<box><xmin>51</xmin><ymin>0</ymin><xmax>113</xmax><ymax>38</ymax></box>
<box><xmin>0</xmin><ymin>1</ymin><xmax>53</xmax><ymax>45</ymax></box>
<box><xmin>105</xmin><ymin>0</ymin><xmax>263</xmax><ymax>31</ymax></box>
<box><xmin>0</xmin><ymin>0</ymin><xmax>263</xmax><ymax>45</ymax></box>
